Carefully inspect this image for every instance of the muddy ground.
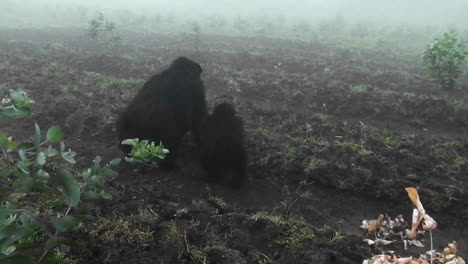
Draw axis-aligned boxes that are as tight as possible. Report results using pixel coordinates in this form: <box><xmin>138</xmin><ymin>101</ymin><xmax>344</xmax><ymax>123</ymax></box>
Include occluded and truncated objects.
<box><xmin>1</xmin><ymin>28</ymin><xmax>468</xmax><ymax>263</ymax></box>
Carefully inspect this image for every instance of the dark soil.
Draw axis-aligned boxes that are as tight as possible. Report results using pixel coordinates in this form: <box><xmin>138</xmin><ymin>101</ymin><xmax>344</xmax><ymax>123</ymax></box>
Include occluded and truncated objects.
<box><xmin>1</xmin><ymin>28</ymin><xmax>468</xmax><ymax>263</ymax></box>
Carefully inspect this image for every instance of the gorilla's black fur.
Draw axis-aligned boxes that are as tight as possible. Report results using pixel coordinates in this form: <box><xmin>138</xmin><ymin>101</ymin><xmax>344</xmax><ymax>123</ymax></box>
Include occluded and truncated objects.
<box><xmin>199</xmin><ymin>103</ymin><xmax>247</xmax><ymax>188</ymax></box>
<box><xmin>116</xmin><ymin>57</ymin><xmax>207</xmax><ymax>168</ymax></box>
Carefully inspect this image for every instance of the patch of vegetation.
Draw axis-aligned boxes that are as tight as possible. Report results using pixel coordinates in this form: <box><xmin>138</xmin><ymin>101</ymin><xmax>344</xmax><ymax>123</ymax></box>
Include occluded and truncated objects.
<box><xmin>121</xmin><ymin>90</ymin><xmax>131</xmax><ymax>101</ymax></box>
<box><xmin>447</xmin><ymin>101</ymin><xmax>464</xmax><ymax>113</ymax></box>
<box><xmin>350</xmin><ymin>84</ymin><xmax>369</xmax><ymax>93</ymax></box>
<box><xmin>423</xmin><ymin>31</ymin><xmax>468</xmax><ymax>90</ymax></box>
<box><xmin>251</xmin><ymin>212</ymin><xmax>313</xmax><ymax>250</ymax></box>
<box><xmin>453</xmin><ymin>156</ymin><xmax>468</xmax><ymax>171</ymax></box>
<box><xmin>99</xmin><ymin>76</ymin><xmax>143</xmax><ymax>90</ymax></box>
<box><xmin>253</xmin><ymin>250</ymin><xmax>273</xmax><ymax>264</ymax></box>
<box><xmin>337</xmin><ymin>141</ymin><xmax>361</xmax><ymax>152</ymax></box>
<box><xmin>0</xmin><ymin>91</ymin><xmax>120</xmax><ymax>263</ymax></box>
<box><xmin>282</xmin><ymin>145</ymin><xmax>297</xmax><ymax>164</ymax></box>
<box><xmin>62</xmin><ymin>85</ymin><xmax>79</xmax><ymax>94</ymax></box>
<box><xmin>304</xmin><ymin>158</ymin><xmax>328</xmax><ymax>173</ymax></box>
<box><xmin>319</xmin><ymin>225</ymin><xmax>345</xmax><ymax>245</ymax></box>
<box><xmin>375</xmin><ymin>131</ymin><xmax>401</xmax><ymax>148</ymax></box>
<box><xmin>89</xmin><ymin>215</ymin><xmax>154</xmax><ymax>247</ymax></box>
<box><xmin>164</xmin><ymin>220</ymin><xmax>182</xmax><ymax>242</ymax></box>
<box><xmin>0</xmin><ymin>61</ymin><xmax>16</xmax><ymax>70</ymax></box>
<box><xmin>121</xmin><ymin>138</ymin><xmax>168</xmax><ymax>167</ymax></box>
<box><xmin>431</xmin><ymin>144</ymin><xmax>468</xmax><ymax>171</ymax></box>
<box><xmin>292</xmin><ymin>137</ymin><xmax>330</xmax><ymax>153</ymax></box>
<box><xmin>46</xmin><ymin>248</ymin><xmax>77</xmax><ymax>264</ymax></box>
<box><xmin>337</xmin><ymin>140</ymin><xmax>372</xmax><ymax>156</ymax></box>
<box><xmin>251</xmin><ymin>211</ymin><xmax>285</xmax><ymax>226</ymax></box>
<box><xmin>327</xmin><ymin>231</ymin><xmax>345</xmax><ymax>245</ymax></box>
<box><xmin>275</xmin><ymin>222</ymin><xmax>313</xmax><ymax>249</ymax></box>
<box><xmin>87</xmin><ymin>12</ymin><xmax>122</xmax><ymax>53</ymax></box>
<box><xmin>47</xmin><ymin>63</ymin><xmax>65</xmax><ymax>78</ymax></box>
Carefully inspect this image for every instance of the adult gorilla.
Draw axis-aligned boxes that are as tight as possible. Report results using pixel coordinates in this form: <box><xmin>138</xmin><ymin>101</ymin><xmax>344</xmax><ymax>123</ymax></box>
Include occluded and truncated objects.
<box><xmin>116</xmin><ymin>57</ymin><xmax>207</xmax><ymax>169</ymax></box>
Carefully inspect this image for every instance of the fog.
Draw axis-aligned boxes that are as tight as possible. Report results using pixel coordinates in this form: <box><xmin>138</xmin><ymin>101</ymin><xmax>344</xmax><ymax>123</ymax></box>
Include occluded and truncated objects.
<box><xmin>3</xmin><ymin>0</ymin><xmax>468</xmax><ymax>26</ymax></box>
<box><xmin>1</xmin><ymin>0</ymin><xmax>468</xmax><ymax>50</ymax></box>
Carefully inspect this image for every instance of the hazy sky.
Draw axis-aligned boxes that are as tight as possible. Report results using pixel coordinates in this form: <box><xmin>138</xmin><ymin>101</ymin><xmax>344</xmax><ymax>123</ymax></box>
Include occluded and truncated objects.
<box><xmin>4</xmin><ymin>0</ymin><xmax>468</xmax><ymax>27</ymax></box>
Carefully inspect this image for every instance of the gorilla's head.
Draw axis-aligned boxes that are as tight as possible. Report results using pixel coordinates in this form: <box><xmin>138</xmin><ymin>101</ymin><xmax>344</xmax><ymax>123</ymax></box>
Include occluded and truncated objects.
<box><xmin>170</xmin><ymin>57</ymin><xmax>203</xmax><ymax>79</ymax></box>
<box><xmin>213</xmin><ymin>103</ymin><xmax>236</xmax><ymax>118</ymax></box>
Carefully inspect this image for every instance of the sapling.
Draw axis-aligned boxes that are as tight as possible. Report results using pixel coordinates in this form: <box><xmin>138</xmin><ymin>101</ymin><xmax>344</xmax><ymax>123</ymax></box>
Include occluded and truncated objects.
<box><xmin>423</xmin><ymin>31</ymin><xmax>468</xmax><ymax>90</ymax></box>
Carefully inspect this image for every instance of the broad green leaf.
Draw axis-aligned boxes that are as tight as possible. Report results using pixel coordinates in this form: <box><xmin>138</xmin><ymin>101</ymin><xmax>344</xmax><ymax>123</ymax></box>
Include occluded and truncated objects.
<box><xmin>55</xmin><ymin>168</ymin><xmax>80</xmax><ymax>207</ymax></box>
<box><xmin>1</xmin><ymin>106</ymin><xmax>30</xmax><ymax>118</ymax></box>
<box><xmin>121</xmin><ymin>138</ymin><xmax>138</xmax><ymax>146</ymax></box>
<box><xmin>44</xmin><ymin>146</ymin><xmax>59</xmax><ymax>157</ymax></box>
<box><xmin>0</xmin><ymin>134</ymin><xmax>16</xmax><ymax>151</ymax></box>
<box><xmin>12</xmin><ymin>177</ymin><xmax>34</xmax><ymax>192</ymax></box>
<box><xmin>100</xmin><ymin>192</ymin><xmax>112</xmax><ymax>200</ymax></box>
<box><xmin>36</xmin><ymin>169</ymin><xmax>50</xmax><ymax>182</ymax></box>
<box><xmin>93</xmin><ymin>156</ymin><xmax>102</xmax><ymax>169</ymax></box>
<box><xmin>82</xmin><ymin>191</ymin><xmax>100</xmax><ymax>200</ymax></box>
<box><xmin>89</xmin><ymin>175</ymin><xmax>104</xmax><ymax>189</ymax></box>
<box><xmin>54</xmin><ymin>216</ymin><xmax>80</xmax><ymax>232</ymax></box>
<box><xmin>46</xmin><ymin>126</ymin><xmax>63</xmax><ymax>143</ymax></box>
<box><xmin>9</xmin><ymin>89</ymin><xmax>26</xmax><ymax>103</ymax></box>
<box><xmin>98</xmin><ymin>168</ymin><xmax>118</xmax><ymax>178</ymax></box>
<box><xmin>36</xmin><ymin>152</ymin><xmax>46</xmax><ymax>166</ymax></box>
<box><xmin>17</xmin><ymin>159</ymin><xmax>30</xmax><ymax>175</ymax></box>
<box><xmin>34</xmin><ymin>123</ymin><xmax>41</xmax><ymax>150</ymax></box>
<box><xmin>0</xmin><ymin>225</ymin><xmax>14</xmax><ymax>241</ymax></box>
<box><xmin>32</xmin><ymin>183</ymin><xmax>54</xmax><ymax>194</ymax></box>
<box><xmin>0</xmin><ymin>221</ymin><xmax>40</xmax><ymax>253</ymax></box>
<box><xmin>0</xmin><ymin>168</ymin><xmax>12</xmax><ymax>179</ymax></box>
<box><xmin>61</xmin><ymin>152</ymin><xmax>76</xmax><ymax>164</ymax></box>
<box><xmin>81</xmin><ymin>168</ymin><xmax>92</xmax><ymax>181</ymax></box>
<box><xmin>109</xmin><ymin>158</ymin><xmax>121</xmax><ymax>166</ymax></box>
<box><xmin>2</xmin><ymin>214</ymin><xmax>17</xmax><ymax>227</ymax></box>
<box><xmin>18</xmin><ymin>149</ymin><xmax>27</xmax><ymax>161</ymax></box>
<box><xmin>1</xmin><ymin>245</ymin><xmax>15</xmax><ymax>255</ymax></box>
<box><xmin>16</xmin><ymin>142</ymin><xmax>34</xmax><ymax>150</ymax></box>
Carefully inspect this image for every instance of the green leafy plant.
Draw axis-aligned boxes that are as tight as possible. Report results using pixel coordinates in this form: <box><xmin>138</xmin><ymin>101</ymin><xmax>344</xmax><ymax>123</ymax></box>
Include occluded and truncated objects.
<box><xmin>47</xmin><ymin>63</ymin><xmax>65</xmax><ymax>78</ymax></box>
<box><xmin>121</xmin><ymin>138</ymin><xmax>168</xmax><ymax>166</ymax></box>
<box><xmin>0</xmin><ymin>89</ymin><xmax>34</xmax><ymax>119</ymax></box>
<box><xmin>423</xmin><ymin>31</ymin><xmax>468</xmax><ymax>90</ymax></box>
<box><xmin>0</xmin><ymin>123</ymin><xmax>120</xmax><ymax>262</ymax></box>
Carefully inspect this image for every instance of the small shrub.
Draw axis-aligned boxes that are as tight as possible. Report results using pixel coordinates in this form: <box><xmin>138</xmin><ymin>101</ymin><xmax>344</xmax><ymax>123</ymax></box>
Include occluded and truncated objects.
<box><xmin>121</xmin><ymin>138</ymin><xmax>168</xmax><ymax>167</ymax></box>
<box><xmin>87</xmin><ymin>12</ymin><xmax>122</xmax><ymax>53</ymax></box>
<box><xmin>47</xmin><ymin>63</ymin><xmax>65</xmax><ymax>78</ymax></box>
<box><xmin>423</xmin><ymin>31</ymin><xmax>468</xmax><ymax>90</ymax></box>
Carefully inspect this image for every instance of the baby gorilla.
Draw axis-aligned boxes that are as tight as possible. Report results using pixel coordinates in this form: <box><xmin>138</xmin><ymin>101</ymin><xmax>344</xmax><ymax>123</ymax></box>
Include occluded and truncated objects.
<box><xmin>116</xmin><ymin>57</ymin><xmax>207</xmax><ymax>169</ymax></box>
<box><xmin>199</xmin><ymin>103</ymin><xmax>247</xmax><ymax>188</ymax></box>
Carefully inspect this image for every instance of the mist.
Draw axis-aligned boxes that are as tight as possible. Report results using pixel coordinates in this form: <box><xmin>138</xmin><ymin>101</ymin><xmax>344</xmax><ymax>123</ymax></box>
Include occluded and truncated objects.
<box><xmin>2</xmin><ymin>0</ymin><xmax>468</xmax><ymax>29</ymax></box>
